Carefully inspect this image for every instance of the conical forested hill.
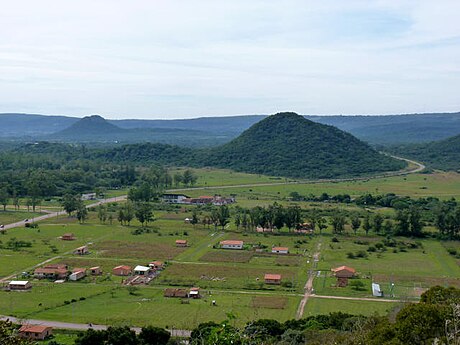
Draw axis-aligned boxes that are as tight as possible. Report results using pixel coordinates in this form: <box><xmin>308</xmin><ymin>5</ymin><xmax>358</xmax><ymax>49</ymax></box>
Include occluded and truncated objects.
<box><xmin>52</xmin><ymin>115</ymin><xmax>124</xmax><ymax>138</ymax></box>
<box><xmin>203</xmin><ymin>112</ymin><xmax>405</xmax><ymax>178</ymax></box>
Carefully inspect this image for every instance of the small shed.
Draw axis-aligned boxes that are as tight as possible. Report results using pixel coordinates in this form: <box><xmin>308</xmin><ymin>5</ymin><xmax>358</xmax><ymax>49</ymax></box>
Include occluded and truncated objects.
<box><xmin>90</xmin><ymin>266</ymin><xmax>102</xmax><ymax>275</ymax></box>
<box><xmin>189</xmin><ymin>287</ymin><xmax>201</xmax><ymax>299</ymax></box>
<box><xmin>331</xmin><ymin>266</ymin><xmax>356</xmax><ymax>278</ymax></box>
<box><xmin>134</xmin><ymin>265</ymin><xmax>151</xmax><ymax>276</ymax></box>
<box><xmin>8</xmin><ymin>280</ymin><xmax>32</xmax><ymax>290</ymax></box>
<box><xmin>175</xmin><ymin>240</ymin><xmax>188</xmax><ymax>247</ymax></box>
<box><xmin>264</xmin><ymin>274</ymin><xmax>282</xmax><ymax>285</ymax></box>
<box><xmin>60</xmin><ymin>233</ymin><xmax>76</xmax><ymax>241</ymax></box>
<box><xmin>220</xmin><ymin>240</ymin><xmax>244</xmax><ymax>250</ymax></box>
<box><xmin>272</xmin><ymin>247</ymin><xmax>289</xmax><ymax>254</ymax></box>
<box><xmin>69</xmin><ymin>268</ymin><xmax>86</xmax><ymax>281</ymax></box>
<box><xmin>112</xmin><ymin>265</ymin><xmax>132</xmax><ymax>276</ymax></box>
<box><xmin>74</xmin><ymin>246</ymin><xmax>89</xmax><ymax>255</ymax></box>
<box><xmin>19</xmin><ymin>325</ymin><xmax>53</xmax><ymax>340</ymax></box>
<box><xmin>372</xmin><ymin>283</ymin><xmax>383</xmax><ymax>297</ymax></box>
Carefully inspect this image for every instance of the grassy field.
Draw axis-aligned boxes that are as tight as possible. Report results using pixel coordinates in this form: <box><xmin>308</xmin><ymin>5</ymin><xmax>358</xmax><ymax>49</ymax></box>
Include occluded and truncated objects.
<box><xmin>0</xmin><ymin>210</ymin><xmax>44</xmax><ymax>225</ymax></box>
<box><xmin>1</xmin><ymin>168</ymin><xmax>460</xmax><ymax>330</ymax></box>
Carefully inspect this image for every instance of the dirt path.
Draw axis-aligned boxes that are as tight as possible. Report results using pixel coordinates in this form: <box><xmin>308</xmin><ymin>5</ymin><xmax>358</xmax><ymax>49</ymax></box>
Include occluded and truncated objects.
<box><xmin>0</xmin><ymin>315</ymin><xmax>191</xmax><ymax>337</ymax></box>
<box><xmin>296</xmin><ymin>241</ymin><xmax>322</xmax><ymax>319</ymax></box>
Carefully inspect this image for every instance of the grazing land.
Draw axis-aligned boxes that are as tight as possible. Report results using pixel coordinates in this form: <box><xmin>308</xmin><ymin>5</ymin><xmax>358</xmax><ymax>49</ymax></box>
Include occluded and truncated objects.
<box><xmin>1</xmin><ymin>168</ymin><xmax>460</xmax><ymax>330</ymax></box>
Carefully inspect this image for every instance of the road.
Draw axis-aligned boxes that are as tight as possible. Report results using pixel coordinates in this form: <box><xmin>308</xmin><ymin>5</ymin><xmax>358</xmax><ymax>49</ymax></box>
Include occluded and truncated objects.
<box><xmin>1</xmin><ymin>195</ymin><xmax>127</xmax><ymax>231</ymax></box>
<box><xmin>0</xmin><ymin>315</ymin><xmax>191</xmax><ymax>337</ymax></box>
<box><xmin>296</xmin><ymin>242</ymin><xmax>322</xmax><ymax>319</ymax></box>
<box><xmin>1</xmin><ymin>154</ymin><xmax>424</xmax><ymax>232</ymax></box>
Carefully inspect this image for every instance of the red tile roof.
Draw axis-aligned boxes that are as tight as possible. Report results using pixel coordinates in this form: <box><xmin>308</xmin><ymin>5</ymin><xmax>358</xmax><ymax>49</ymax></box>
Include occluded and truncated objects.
<box><xmin>331</xmin><ymin>266</ymin><xmax>356</xmax><ymax>273</ymax></box>
<box><xmin>220</xmin><ymin>240</ymin><xmax>244</xmax><ymax>246</ymax></box>
<box><xmin>272</xmin><ymin>247</ymin><xmax>289</xmax><ymax>251</ymax></box>
<box><xmin>264</xmin><ymin>274</ymin><xmax>282</xmax><ymax>280</ymax></box>
<box><xmin>19</xmin><ymin>325</ymin><xmax>52</xmax><ymax>333</ymax></box>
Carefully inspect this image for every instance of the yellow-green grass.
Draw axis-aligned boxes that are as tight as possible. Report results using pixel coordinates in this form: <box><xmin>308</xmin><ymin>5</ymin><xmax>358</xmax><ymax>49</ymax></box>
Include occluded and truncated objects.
<box><xmin>0</xmin><ymin>210</ymin><xmax>43</xmax><ymax>225</ymax></box>
<box><xmin>169</xmin><ymin>167</ymin><xmax>289</xmax><ymax>188</ymax></box>
<box><xmin>155</xmin><ymin>261</ymin><xmax>306</xmax><ymax>292</ymax></box>
<box><xmin>45</xmin><ymin>330</ymin><xmax>78</xmax><ymax>345</ymax></box>
<box><xmin>4</xmin><ymin>284</ymin><xmax>300</xmax><ymax>329</ymax></box>
<box><xmin>315</xmin><ymin>235</ymin><xmax>460</xmax><ymax>299</ymax></box>
<box><xmin>305</xmin><ymin>297</ymin><xmax>400</xmax><ymax>316</ymax></box>
<box><xmin>179</xmin><ymin>172</ymin><xmax>460</xmax><ymax>201</ymax></box>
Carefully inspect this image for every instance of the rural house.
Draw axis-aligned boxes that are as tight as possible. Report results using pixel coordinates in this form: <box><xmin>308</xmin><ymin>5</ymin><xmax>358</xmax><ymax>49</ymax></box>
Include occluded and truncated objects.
<box><xmin>112</xmin><ymin>265</ymin><xmax>132</xmax><ymax>276</ymax></box>
<box><xmin>134</xmin><ymin>265</ymin><xmax>151</xmax><ymax>276</ymax></box>
<box><xmin>220</xmin><ymin>240</ymin><xmax>244</xmax><ymax>250</ymax></box>
<box><xmin>175</xmin><ymin>239</ymin><xmax>188</xmax><ymax>247</ymax></box>
<box><xmin>161</xmin><ymin>193</ymin><xmax>190</xmax><ymax>204</ymax></box>
<box><xmin>19</xmin><ymin>325</ymin><xmax>53</xmax><ymax>341</ymax></box>
<box><xmin>8</xmin><ymin>280</ymin><xmax>32</xmax><ymax>291</ymax></box>
<box><xmin>272</xmin><ymin>246</ymin><xmax>289</xmax><ymax>254</ymax></box>
<box><xmin>81</xmin><ymin>193</ymin><xmax>96</xmax><ymax>201</ymax></box>
<box><xmin>74</xmin><ymin>245</ymin><xmax>89</xmax><ymax>255</ymax></box>
<box><xmin>34</xmin><ymin>264</ymin><xmax>68</xmax><ymax>280</ymax></box>
<box><xmin>264</xmin><ymin>274</ymin><xmax>282</xmax><ymax>285</ymax></box>
<box><xmin>331</xmin><ymin>266</ymin><xmax>356</xmax><ymax>278</ymax></box>
<box><xmin>69</xmin><ymin>268</ymin><xmax>86</xmax><ymax>281</ymax></box>
<box><xmin>90</xmin><ymin>266</ymin><xmax>102</xmax><ymax>275</ymax></box>
<box><xmin>60</xmin><ymin>233</ymin><xmax>76</xmax><ymax>241</ymax></box>
<box><xmin>164</xmin><ymin>288</ymin><xmax>189</xmax><ymax>298</ymax></box>
<box><xmin>149</xmin><ymin>261</ymin><xmax>164</xmax><ymax>270</ymax></box>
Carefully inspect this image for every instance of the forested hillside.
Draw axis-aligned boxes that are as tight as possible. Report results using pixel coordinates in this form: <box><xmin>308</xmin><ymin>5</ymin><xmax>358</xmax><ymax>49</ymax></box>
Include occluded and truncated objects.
<box><xmin>203</xmin><ymin>112</ymin><xmax>405</xmax><ymax>178</ymax></box>
<box><xmin>391</xmin><ymin>134</ymin><xmax>460</xmax><ymax>171</ymax></box>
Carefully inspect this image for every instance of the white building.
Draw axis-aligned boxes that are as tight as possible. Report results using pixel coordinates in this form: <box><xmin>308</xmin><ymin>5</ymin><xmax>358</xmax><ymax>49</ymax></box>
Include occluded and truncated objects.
<box><xmin>161</xmin><ymin>194</ymin><xmax>190</xmax><ymax>204</ymax></box>
<box><xmin>372</xmin><ymin>283</ymin><xmax>383</xmax><ymax>297</ymax></box>
<box><xmin>134</xmin><ymin>265</ymin><xmax>151</xmax><ymax>276</ymax></box>
<box><xmin>220</xmin><ymin>240</ymin><xmax>244</xmax><ymax>250</ymax></box>
<box><xmin>272</xmin><ymin>247</ymin><xmax>289</xmax><ymax>254</ymax></box>
<box><xmin>9</xmin><ymin>280</ymin><xmax>32</xmax><ymax>290</ymax></box>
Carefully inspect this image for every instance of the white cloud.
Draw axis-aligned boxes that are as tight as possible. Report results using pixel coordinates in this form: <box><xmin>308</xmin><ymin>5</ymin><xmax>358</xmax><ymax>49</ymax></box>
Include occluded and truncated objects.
<box><xmin>0</xmin><ymin>0</ymin><xmax>459</xmax><ymax>118</ymax></box>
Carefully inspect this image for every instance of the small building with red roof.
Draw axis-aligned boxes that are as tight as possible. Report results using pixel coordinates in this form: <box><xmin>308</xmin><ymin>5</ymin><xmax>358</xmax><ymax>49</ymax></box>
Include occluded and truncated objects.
<box><xmin>19</xmin><ymin>325</ymin><xmax>53</xmax><ymax>340</ymax></box>
<box><xmin>264</xmin><ymin>274</ymin><xmax>282</xmax><ymax>285</ymax></box>
<box><xmin>272</xmin><ymin>246</ymin><xmax>289</xmax><ymax>254</ymax></box>
<box><xmin>220</xmin><ymin>240</ymin><xmax>244</xmax><ymax>250</ymax></box>
<box><xmin>331</xmin><ymin>266</ymin><xmax>356</xmax><ymax>278</ymax></box>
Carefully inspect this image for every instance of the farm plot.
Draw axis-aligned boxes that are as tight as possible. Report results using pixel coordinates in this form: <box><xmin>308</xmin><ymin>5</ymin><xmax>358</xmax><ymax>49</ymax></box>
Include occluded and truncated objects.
<box><xmin>305</xmin><ymin>297</ymin><xmax>400</xmax><ymax>317</ymax></box>
<box><xmin>154</xmin><ymin>262</ymin><xmax>304</xmax><ymax>291</ymax></box>
<box><xmin>17</xmin><ymin>285</ymin><xmax>300</xmax><ymax>329</ymax></box>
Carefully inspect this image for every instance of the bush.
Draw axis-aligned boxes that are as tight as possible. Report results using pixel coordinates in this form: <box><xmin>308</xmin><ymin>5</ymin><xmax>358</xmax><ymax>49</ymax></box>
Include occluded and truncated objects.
<box><xmin>367</xmin><ymin>246</ymin><xmax>376</xmax><ymax>252</ymax></box>
<box><xmin>346</xmin><ymin>252</ymin><xmax>355</xmax><ymax>259</ymax></box>
<box><xmin>331</xmin><ymin>237</ymin><xmax>339</xmax><ymax>243</ymax></box>
<box><xmin>355</xmin><ymin>250</ymin><xmax>368</xmax><ymax>258</ymax></box>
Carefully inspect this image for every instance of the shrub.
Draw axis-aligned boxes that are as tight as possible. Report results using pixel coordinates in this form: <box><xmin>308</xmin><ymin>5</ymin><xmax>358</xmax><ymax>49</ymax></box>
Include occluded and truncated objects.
<box><xmin>346</xmin><ymin>252</ymin><xmax>355</xmax><ymax>259</ymax></box>
<box><xmin>331</xmin><ymin>237</ymin><xmax>339</xmax><ymax>243</ymax></box>
<box><xmin>355</xmin><ymin>250</ymin><xmax>368</xmax><ymax>258</ymax></box>
<box><xmin>367</xmin><ymin>246</ymin><xmax>376</xmax><ymax>252</ymax></box>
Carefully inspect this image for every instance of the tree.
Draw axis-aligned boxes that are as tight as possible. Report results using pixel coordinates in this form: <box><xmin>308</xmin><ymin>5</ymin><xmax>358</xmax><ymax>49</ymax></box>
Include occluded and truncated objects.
<box><xmin>372</xmin><ymin>214</ymin><xmax>384</xmax><ymax>233</ymax></box>
<box><xmin>135</xmin><ymin>202</ymin><xmax>154</xmax><ymax>226</ymax></box>
<box><xmin>138</xmin><ymin>326</ymin><xmax>171</xmax><ymax>345</ymax></box>
<box><xmin>0</xmin><ymin>187</ymin><xmax>9</xmax><ymax>211</ymax></box>
<box><xmin>395</xmin><ymin>209</ymin><xmax>410</xmax><ymax>236</ymax></box>
<box><xmin>408</xmin><ymin>206</ymin><xmax>423</xmax><ymax>237</ymax></box>
<box><xmin>124</xmin><ymin>201</ymin><xmax>135</xmax><ymax>225</ymax></box>
<box><xmin>330</xmin><ymin>214</ymin><xmax>347</xmax><ymax>234</ymax></box>
<box><xmin>216</xmin><ymin>205</ymin><xmax>230</xmax><ymax>230</ymax></box>
<box><xmin>190</xmin><ymin>209</ymin><xmax>199</xmax><ymax>228</ymax></box>
<box><xmin>61</xmin><ymin>194</ymin><xmax>79</xmax><ymax>216</ymax></box>
<box><xmin>317</xmin><ymin>217</ymin><xmax>327</xmax><ymax>234</ymax></box>
<box><xmin>97</xmin><ymin>204</ymin><xmax>107</xmax><ymax>223</ymax></box>
<box><xmin>0</xmin><ymin>320</ymin><xmax>36</xmax><ymax>345</ymax></box>
<box><xmin>351</xmin><ymin>216</ymin><xmax>361</xmax><ymax>235</ymax></box>
<box><xmin>285</xmin><ymin>206</ymin><xmax>301</xmax><ymax>231</ymax></box>
<box><xmin>362</xmin><ymin>215</ymin><xmax>371</xmax><ymax>235</ymax></box>
<box><xmin>173</xmin><ymin>173</ymin><xmax>183</xmax><ymax>187</ymax></box>
<box><xmin>76</xmin><ymin>201</ymin><xmax>88</xmax><ymax>224</ymax></box>
<box><xmin>383</xmin><ymin>219</ymin><xmax>393</xmax><ymax>235</ymax></box>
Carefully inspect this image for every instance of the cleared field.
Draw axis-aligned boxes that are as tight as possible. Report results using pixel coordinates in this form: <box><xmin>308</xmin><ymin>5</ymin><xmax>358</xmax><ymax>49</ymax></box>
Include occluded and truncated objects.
<box><xmin>2</xmin><ymin>284</ymin><xmax>300</xmax><ymax>329</ymax></box>
<box><xmin>182</xmin><ymin>172</ymin><xmax>460</xmax><ymax>201</ymax></box>
<box><xmin>305</xmin><ymin>297</ymin><xmax>400</xmax><ymax>316</ymax></box>
<box><xmin>0</xmin><ymin>210</ymin><xmax>43</xmax><ymax>224</ymax></box>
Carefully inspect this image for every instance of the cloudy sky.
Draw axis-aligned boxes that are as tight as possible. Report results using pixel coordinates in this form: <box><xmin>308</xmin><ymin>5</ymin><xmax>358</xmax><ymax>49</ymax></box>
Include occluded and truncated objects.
<box><xmin>1</xmin><ymin>1</ymin><xmax>459</xmax><ymax>119</ymax></box>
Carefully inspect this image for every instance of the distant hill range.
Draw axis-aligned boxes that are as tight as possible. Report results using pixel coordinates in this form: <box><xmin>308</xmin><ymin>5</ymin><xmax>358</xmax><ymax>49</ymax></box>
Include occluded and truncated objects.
<box><xmin>97</xmin><ymin>112</ymin><xmax>406</xmax><ymax>179</ymax></box>
<box><xmin>0</xmin><ymin>111</ymin><xmax>459</xmax><ymax>146</ymax></box>
<box><xmin>45</xmin><ymin>115</ymin><xmax>231</xmax><ymax>147</ymax></box>
<box><xmin>391</xmin><ymin>134</ymin><xmax>460</xmax><ymax>172</ymax></box>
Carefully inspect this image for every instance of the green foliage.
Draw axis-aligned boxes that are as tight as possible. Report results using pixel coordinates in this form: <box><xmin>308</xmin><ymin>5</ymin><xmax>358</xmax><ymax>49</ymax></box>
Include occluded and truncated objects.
<box><xmin>203</xmin><ymin>112</ymin><xmax>405</xmax><ymax>179</ymax></box>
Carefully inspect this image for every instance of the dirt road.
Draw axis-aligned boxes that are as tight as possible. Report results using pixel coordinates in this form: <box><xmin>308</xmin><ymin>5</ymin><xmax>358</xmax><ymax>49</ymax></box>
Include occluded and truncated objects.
<box><xmin>296</xmin><ymin>242</ymin><xmax>322</xmax><ymax>319</ymax></box>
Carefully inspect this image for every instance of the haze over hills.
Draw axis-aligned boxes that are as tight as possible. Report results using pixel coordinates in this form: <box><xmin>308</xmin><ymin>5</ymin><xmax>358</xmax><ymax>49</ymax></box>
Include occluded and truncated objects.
<box><xmin>46</xmin><ymin>115</ymin><xmax>231</xmax><ymax>147</ymax></box>
<box><xmin>0</xmin><ymin>112</ymin><xmax>459</xmax><ymax>146</ymax></box>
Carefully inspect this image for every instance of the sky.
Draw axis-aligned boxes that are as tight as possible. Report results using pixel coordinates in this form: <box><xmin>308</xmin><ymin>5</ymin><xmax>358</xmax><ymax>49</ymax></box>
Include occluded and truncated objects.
<box><xmin>0</xmin><ymin>0</ymin><xmax>459</xmax><ymax>119</ymax></box>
